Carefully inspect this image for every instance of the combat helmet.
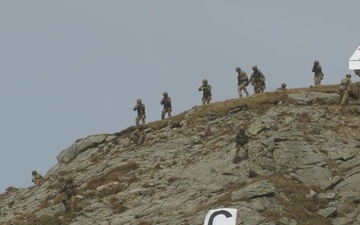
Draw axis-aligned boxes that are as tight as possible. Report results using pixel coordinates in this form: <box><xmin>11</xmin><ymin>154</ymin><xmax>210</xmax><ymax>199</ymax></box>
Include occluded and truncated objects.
<box><xmin>281</xmin><ymin>83</ymin><xmax>287</xmax><ymax>88</ymax></box>
<box><xmin>314</xmin><ymin>60</ymin><xmax>319</xmax><ymax>65</ymax></box>
<box><xmin>235</xmin><ymin>67</ymin><xmax>241</xmax><ymax>72</ymax></box>
<box><xmin>252</xmin><ymin>65</ymin><xmax>258</xmax><ymax>71</ymax></box>
<box><xmin>136</xmin><ymin>99</ymin><xmax>142</xmax><ymax>103</ymax></box>
<box><xmin>31</xmin><ymin>170</ymin><xmax>37</xmax><ymax>175</ymax></box>
<box><xmin>163</xmin><ymin>92</ymin><xmax>168</xmax><ymax>97</ymax></box>
<box><xmin>346</xmin><ymin>74</ymin><xmax>351</xmax><ymax>78</ymax></box>
<box><xmin>202</xmin><ymin>79</ymin><xmax>208</xmax><ymax>84</ymax></box>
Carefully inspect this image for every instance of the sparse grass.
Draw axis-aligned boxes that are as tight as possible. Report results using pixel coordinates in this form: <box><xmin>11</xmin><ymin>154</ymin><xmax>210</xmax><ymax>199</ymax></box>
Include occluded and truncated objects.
<box><xmin>264</xmin><ymin>174</ymin><xmax>331</xmax><ymax>225</ymax></box>
<box><xmin>86</xmin><ymin>162</ymin><xmax>139</xmax><ymax>190</ymax></box>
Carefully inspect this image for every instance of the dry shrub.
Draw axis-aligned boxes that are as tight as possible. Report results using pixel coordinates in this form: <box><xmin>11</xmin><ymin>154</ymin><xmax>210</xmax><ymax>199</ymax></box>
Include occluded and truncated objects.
<box><xmin>87</xmin><ymin>162</ymin><xmax>139</xmax><ymax>189</ymax></box>
<box><xmin>266</xmin><ymin>175</ymin><xmax>330</xmax><ymax>225</ymax></box>
<box><xmin>302</xmin><ymin>135</ymin><xmax>314</xmax><ymax>142</ymax></box>
<box><xmin>297</xmin><ymin>112</ymin><xmax>312</xmax><ymax>123</ymax></box>
<box><xmin>138</xmin><ymin>221</ymin><xmax>152</xmax><ymax>225</ymax></box>
<box><xmin>167</xmin><ymin>176</ymin><xmax>179</xmax><ymax>183</ymax></box>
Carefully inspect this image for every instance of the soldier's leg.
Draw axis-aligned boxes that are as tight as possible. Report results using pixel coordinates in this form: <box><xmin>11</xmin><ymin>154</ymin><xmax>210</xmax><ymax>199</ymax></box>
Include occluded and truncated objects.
<box><xmin>161</xmin><ymin>109</ymin><xmax>166</xmax><ymax>120</ymax></box>
<box><xmin>70</xmin><ymin>196</ymin><xmax>76</xmax><ymax>211</ymax></box>
<box><xmin>202</xmin><ymin>97</ymin><xmax>206</xmax><ymax>105</ymax></box>
<box><xmin>232</xmin><ymin>145</ymin><xmax>240</xmax><ymax>163</ymax></box>
<box><xmin>243</xmin><ymin>145</ymin><xmax>249</xmax><ymax>160</ymax></box>
<box><xmin>167</xmin><ymin>108</ymin><xmax>171</xmax><ymax>117</ymax></box>
<box><xmin>135</xmin><ymin>116</ymin><xmax>140</xmax><ymax>126</ymax></box>
<box><xmin>62</xmin><ymin>199</ymin><xmax>70</xmax><ymax>212</ymax></box>
<box><xmin>341</xmin><ymin>91</ymin><xmax>349</xmax><ymax>105</ymax></box>
<box><xmin>207</xmin><ymin>96</ymin><xmax>211</xmax><ymax>104</ymax></box>
<box><xmin>237</xmin><ymin>85</ymin><xmax>243</xmax><ymax>98</ymax></box>
<box><xmin>243</xmin><ymin>83</ymin><xmax>249</xmax><ymax>96</ymax></box>
<box><xmin>141</xmin><ymin>115</ymin><xmax>145</xmax><ymax>125</ymax></box>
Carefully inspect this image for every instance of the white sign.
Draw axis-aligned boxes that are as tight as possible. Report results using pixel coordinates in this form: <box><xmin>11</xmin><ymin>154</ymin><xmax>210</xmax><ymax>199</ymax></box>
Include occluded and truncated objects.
<box><xmin>203</xmin><ymin>208</ymin><xmax>237</xmax><ymax>225</ymax></box>
<box><xmin>349</xmin><ymin>45</ymin><xmax>360</xmax><ymax>70</ymax></box>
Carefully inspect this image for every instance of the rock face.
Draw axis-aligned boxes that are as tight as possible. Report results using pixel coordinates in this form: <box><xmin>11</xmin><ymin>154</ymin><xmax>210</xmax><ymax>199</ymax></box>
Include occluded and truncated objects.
<box><xmin>2</xmin><ymin>90</ymin><xmax>360</xmax><ymax>225</ymax></box>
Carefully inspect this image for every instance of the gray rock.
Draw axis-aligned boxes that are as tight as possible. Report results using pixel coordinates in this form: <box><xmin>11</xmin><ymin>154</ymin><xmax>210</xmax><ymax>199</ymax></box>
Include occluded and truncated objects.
<box><xmin>288</xmin><ymin>92</ymin><xmax>340</xmax><ymax>105</ymax></box>
<box><xmin>318</xmin><ymin>207</ymin><xmax>337</xmax><ymax>218</ymax></box>
<box><xmin>231</xmin><ymin>180</ymin><xmax>275</xmax><ymax>201</ymax></box>
<box><xmin>57</xmin><ymin>134</ymin><xmax>107</xmax><ymax>163</ymax></box>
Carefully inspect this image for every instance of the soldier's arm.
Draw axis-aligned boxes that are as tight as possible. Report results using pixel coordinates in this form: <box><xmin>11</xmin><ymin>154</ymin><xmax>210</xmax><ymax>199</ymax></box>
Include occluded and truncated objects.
<box><xmin>160</xmin><ymin>98</ymin><xmax>164</xmax><ymax>105</ymax></box>
<box><xmin>133</xmin><ymin>105</ymin><xmax>137</xmax><ymax>111</ymax></box>
<box><xmin>198</xmin><ymin>86</ymin><xmax>203</xmax><ymax>91</ymax></box>
<box><xmin>207</xmin><ymin>85</ymin><xmax>212</xmax><ymax>91</ymax></box>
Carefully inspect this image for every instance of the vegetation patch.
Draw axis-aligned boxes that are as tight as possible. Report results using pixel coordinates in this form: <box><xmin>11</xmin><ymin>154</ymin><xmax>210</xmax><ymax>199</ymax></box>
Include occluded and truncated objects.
<box><xmin>86</xmin><ymin>162</ymin><xmax>139</xmax><ymax>190</ymax></box>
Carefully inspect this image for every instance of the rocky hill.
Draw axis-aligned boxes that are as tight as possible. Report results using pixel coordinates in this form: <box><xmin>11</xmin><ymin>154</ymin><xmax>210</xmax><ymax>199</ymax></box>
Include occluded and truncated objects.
<box><xmin>1</xmin><ymin>85</ymin><xmax>360</xmax><ymax>225</ymax></box>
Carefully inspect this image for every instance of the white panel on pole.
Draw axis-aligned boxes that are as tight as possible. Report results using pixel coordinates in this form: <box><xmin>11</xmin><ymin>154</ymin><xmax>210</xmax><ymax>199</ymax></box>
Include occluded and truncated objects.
<box><xmin>203</xmin><ymin>208</ymin><xmax>237</xmax><ymax>225</ymax></box>
<box><xmin>349</xmin><ymin>45</ymin><xmax>360</xmax><ymax>70</ymax></box>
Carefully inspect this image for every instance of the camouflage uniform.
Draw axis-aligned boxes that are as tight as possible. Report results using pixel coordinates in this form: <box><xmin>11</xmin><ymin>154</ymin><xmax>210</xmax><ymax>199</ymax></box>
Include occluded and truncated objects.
<box><xmin>340</xmin><ymin>74</ymin><xmax>352</xmax><ymax>105</ymax></box>
<box><xmin>276</xmin><ymin>83</ymin><xmax>287</xmax><ymax>92</ymax></box>
<box><xmin>312</xmin><ymin>60</ymin><xmax>324</xmax><ymax>86</ymax></box>
<box><xmin>59</xmin><ymin>178</ymin><xmax>76</xmax><ymax>212</ymax></box>
<box><xmin>249</xmin><ymin>66</ymin><xmax>266</xmax><ymax>94</ymax></box>
<box><xmin>130</xmin><ymin>125</ymin><xmax>146</xmax><ymax>145</ymax></box>
<box><xmin>160</xmin><ymin>92</ymin><xmax>172</xmax><ymax>120</ymax></box>
<box><xmin>31</xmin><ymin>171</ymin><xmax>43</xmax><ymax>186</ymax></box>
<box><xmin>133</xmin><ymin>99</ymin><xmax>146</xmax><ymax>126</ymax></box>
<box><xmin>236</xmin><ymin>67</ymin><xmax>249</xmax><ymax>98</ymax></box>
<box><xmin>198</xmin><ymin>79</ymin><xmax>212</xmax><ymax>105</ymax></box>
<box><xmin>232</xmin><ymin>128</ymin><xmax>249</xmax><ymax>163</ymax></box>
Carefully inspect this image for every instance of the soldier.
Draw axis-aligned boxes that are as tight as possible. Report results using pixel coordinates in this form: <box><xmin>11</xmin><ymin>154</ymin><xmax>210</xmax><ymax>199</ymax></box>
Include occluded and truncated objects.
<box><xmin>160</xmin><ymin>92</ymin><xmax>172</xmax><ymax>120</ymax></box>
<box><xmin>31</xmin><ymin>170</ymin><xmax>43</xmax><ymax>186</ymax></box>
<box><xmin>276</xmin><ymin>83</ymin><xmax>287</xmax><ymax>92</ymax></box>
<box><xmin>133</xmin><ymin>99</ymin><xmax>146</xmax><ymax>126</ymax></box>
<box><xmin>130</xmin><ymin>124</ymin><xmax>146</xmax><ymax>145</ymax></box>
<box><xmin>59</xmin><ymin>178</ymin><xmax>76</xmax><ymax>212</ymax></box>
<box><xmin>339</xmin><ymin>74</ymin><xmax>352</xmax><ymax>105</ymax></box>
<box><xmin>198</xmin><ymin>79</ymin><xmax>212</xmax><ymax>105</ymax></box>
<box><xmin>249</xmin><ymin>65</ymin><xmax>266</xmax><ymax>94</ymax></box>
<box><xmin>232</xmin><ymin>127</ymin><xmax>249</xmax><ymax>163</ymax></box>
<box><xmin>236</xmin><ymin>67</ymin><xmax>250</xmax><ymax>98</ymax></box>
<box><xmin>312</xmin><ymin>60</ymin><xmax>324</xmax><ymax>86</ymax></box>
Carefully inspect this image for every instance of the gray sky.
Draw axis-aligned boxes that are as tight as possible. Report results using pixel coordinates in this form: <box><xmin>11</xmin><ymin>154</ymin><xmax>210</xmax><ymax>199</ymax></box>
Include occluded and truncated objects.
<box><xmin>1</xmin><ymin>1</ymin><xmax>359</xmax><ymax>192</ymax></box>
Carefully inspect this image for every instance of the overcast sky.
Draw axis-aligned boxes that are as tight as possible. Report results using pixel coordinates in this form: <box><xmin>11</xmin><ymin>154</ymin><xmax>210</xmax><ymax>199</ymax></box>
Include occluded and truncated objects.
<box><xmin>0</xmin><ymin>1</ymin><xmax>359</xmax><ymax>192</ymax></box>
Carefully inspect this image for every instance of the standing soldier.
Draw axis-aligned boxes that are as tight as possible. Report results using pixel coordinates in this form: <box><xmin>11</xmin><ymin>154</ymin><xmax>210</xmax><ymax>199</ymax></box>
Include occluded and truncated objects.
<box><xmin>276</xmin><ymin>83</ymin><xmax>287</xmax><ymax>92</ymax></box>
<box><xmin>339</xmin><ymin>74</ymin><xmax>352</xmax><ymax>105</ymax></box>
<box><xmin>236</xmin><ymin>67</ymin><xmax>250</xmax><ymax>98</ymax></box>
<box><xmin>59</xmin><ymin>178</ymin><xmax>76</xmax><ymax>212</ymax></box>
<box><xmin>312</xmin><ymin>60</ymin><xmax>324</xmax><ymax>86</ymax></box>
<box><xmin>233</xmin><ymin>127</ymin><xmax>249</xmax><ymax>163</ymax></box>
<box><xmin>160</xmin><ymin>92</ymin><xmax>172</xmax><ymax>120</ymax></box>
<box><xmin>249</xmin><ymin>65</ymin><xmax>266</xmax><ymax>94</ymax></box>
<box><xmin>133</xmin><ymin>99</ymin><xmax>146</xmax><ymax>126</ymax></box>
<box><xmin>198</xmin><ymin>79</ymin><xmax>212</xmax><ymax>105</ymax></box>
<box><xmin>31</xmin><ymin>170</ymin><xmax>43</xmax><ymax>186</ymax></box>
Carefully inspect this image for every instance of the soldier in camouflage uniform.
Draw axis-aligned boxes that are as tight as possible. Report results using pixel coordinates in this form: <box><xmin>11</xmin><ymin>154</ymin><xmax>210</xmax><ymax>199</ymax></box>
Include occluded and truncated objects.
<box><xmin>312</xmin><ymin>60</ymin><xmax>324</xmax><ymax>86</ymax></box>
<box><xmin>249</xmin><ymin>66</ymin><xmax>266</xmax><ymax>94</ymax></box>
<box><xmin>130</xmin><ymin>124</ymin><xmax>146</xmax><ymax>145</ymax></box>
<box><xmin>160</xmin><ymin>92</ymin><xmax>172</xmax><ymax>120</ymax></box>
<box><xmin>31</xmin><ymin>170</ymin><xmax>43</xmax><ymax>186</ymax></box>
<box><xmin>276</xmin><ymin>83</ymin><xmax>287</xmax><ymax>92</ymax></box>
<box><xmin>198</xmin><ymin>79</ymin><xmax>212</xmax><ymax>105</ymax></box>
<box><xmin>232</xmin><ymin>127</ymin><xmax>249</xmax><ymax>163</ymax></box>
<box><xmin>339</xmin><ymin>74</ymin><xmax>352</xmax><ymax>105</ymax></box>
<box><xmin>59</xmin><ymin>178</ymin><xmax>76</xmax><ymax>212</ymax></box>
<box><xmin>236</xmin><ymin>67</ymin><xmax>250</xmax><ymax>98</ymax></box>
<box><xmin>133</xmin><ymin>99</ymin><xmax>146</xmax><ymax>126</ymax></box>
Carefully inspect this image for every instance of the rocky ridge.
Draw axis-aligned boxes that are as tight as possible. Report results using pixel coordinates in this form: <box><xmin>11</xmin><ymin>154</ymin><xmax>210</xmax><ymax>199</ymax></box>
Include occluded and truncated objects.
<box><xmin>1</xmin><ymin>86</ymin><xmax>360</xmax><ymax>225</ymax></box>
